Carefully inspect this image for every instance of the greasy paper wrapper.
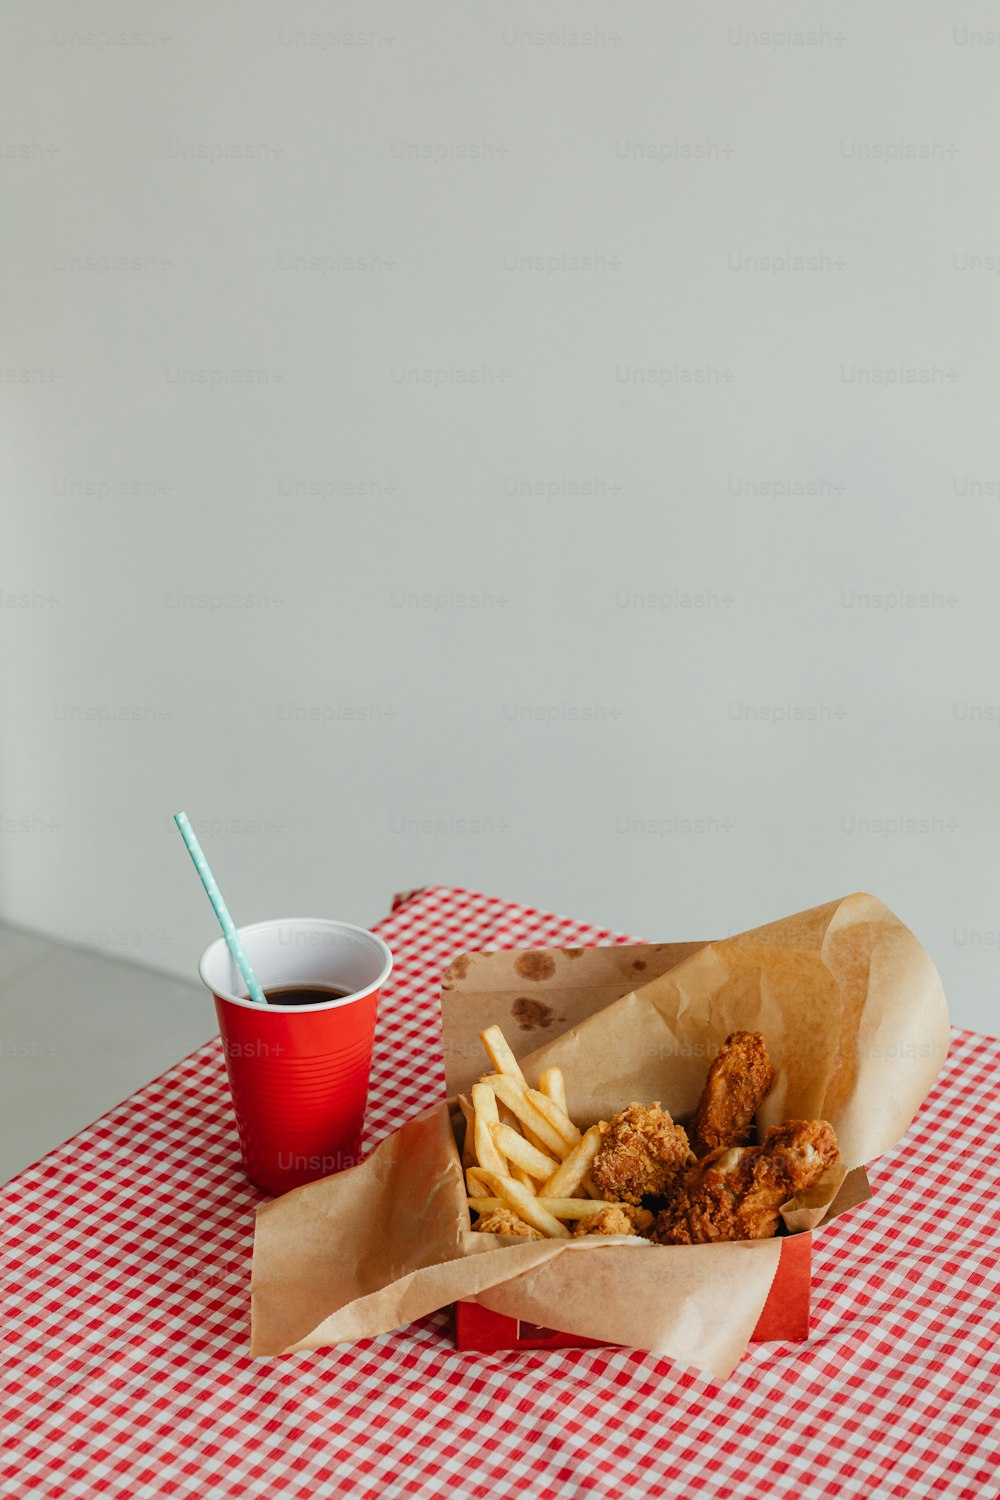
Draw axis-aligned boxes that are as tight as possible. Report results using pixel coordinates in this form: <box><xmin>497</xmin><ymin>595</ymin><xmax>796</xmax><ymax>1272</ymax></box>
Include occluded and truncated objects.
<box><xmin>251</xmin><ymin>893</ymin><xmax>949</xmax><ymax>1378</ymax></box>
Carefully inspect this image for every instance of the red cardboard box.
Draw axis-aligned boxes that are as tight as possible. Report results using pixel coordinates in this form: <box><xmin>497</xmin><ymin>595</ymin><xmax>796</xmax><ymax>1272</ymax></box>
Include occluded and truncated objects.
<box><xmin>455</xmin><ymin>1230</ymin><xmax>812</xmax><ymax>1351</ymax></box>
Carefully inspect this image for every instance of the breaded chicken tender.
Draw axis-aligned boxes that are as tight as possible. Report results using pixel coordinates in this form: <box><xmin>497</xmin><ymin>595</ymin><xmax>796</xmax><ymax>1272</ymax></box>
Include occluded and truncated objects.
<box><xmin>590</xmin><ymin>1102</ymin><xmax>693</xmax><ymax>1205</ymax></box>
<box><xmin>474</xmin><ymin>1208</ymin><xmax>544</xmax><ymax>1239</ymax></box>
<box><xmin>572</xmin><ymin>1204</ymin><xmax>654</xmax><ymax>1237</ymax></box>
<box><xmin>652</xmin><ymin>1119</ymin><xmax>839</xmax><ymax>1245</ymax></box>
<box><xmin>689</xmin><ymin>1031</ymin><xmax>775</xmax><ymax>1158</ymax></box>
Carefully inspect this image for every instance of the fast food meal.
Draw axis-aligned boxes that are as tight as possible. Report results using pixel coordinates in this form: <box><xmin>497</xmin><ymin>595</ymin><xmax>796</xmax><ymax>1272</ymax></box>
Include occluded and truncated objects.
<box><xmin>463</xmin><ymin>1025</ymin><xmax>838</xmax><ymax>1244</ymax></box>
<box><xmin>688</xmin><ymin>1030</ymin><xmax>776</xmax><ymax>1158</ymax></box>
<box><xmin>589</xmin><ymin>1102</ymin><xmax>692</xmax><ymax>1205</ymax></box>
<box><xmin>652</xmin><ymin>1120</ymin><xmax>840</xmax><ymax>1245</ymax></box>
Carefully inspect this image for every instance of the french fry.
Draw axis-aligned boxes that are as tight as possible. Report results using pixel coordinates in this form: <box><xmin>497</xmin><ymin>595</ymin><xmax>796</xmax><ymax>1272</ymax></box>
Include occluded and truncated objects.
<box><xmin>540</xmin><ymin>1123</ymin><xmax>604</xmax><ymax>1198</ymax></box>
<box><xmin>473</xmin><ymin>1127</ymin><xmax>507</xmax><ymax>1180</ymax></box>
<box><xmin>465</xmin><ymin>1023</ymin><xmax>631</xmax><ymax>1232</ymax></box>
<box><xmin>472</xmin><ymin>1082</ymin><xmax>500</xmax><ymax>1124</ymax></box>
<box><xmin>491</xmin><ymin>1122</ymin><xmax>560</xmax><ymax>1182</ymax></box>
<box><xmin>467</xmin><ymin>1196</ymin><xmax>511</xmax><ymax>1216</ymax></box>
<box><xmin>466</xmin><ymin>1166</ymin><xmax>493</xmax><ymax>1196</ymax></box>
<box><xmin>522</xmin><ymin>1120</ymin><xmax>556</xmax><ymax>1157</ymax></box>
<box><xmin>468</xmin><ymin>1196</ymin><xmax>506</xmax><ymax>1215</ymax></box>
<box><xmin>538</xmin><ymin>1067</ymin><xmax>567</xmax><ymax>1116</ymax></box>
<box><xmin>479</xmin><ymin>1027</ymin><xmax>568</xmax><ymax>1153</ymax></box>
<box><xmin>479</xmin><ymin>1025</ymin><xmax>527</xmax><ymax>1086</ymax></box>
<box><xmin>542</xmin><ymin>1197</ymin><xmax>617</xmax><ymax>1220</ymax></box>
<box><xmin>480</xmin><ymin>1172</ymin><xmax>570</xmax><ymax>1238</ymax></box>
<box><xmin>493</xmin><ymin>1100</ymin><xmax>537</xmax><ymax>1188</ymax></box>
<box><xmin>527</xmin><ymin>1088</ymin><xmax>580</xmax><ymax>1148</ymax></box>
<box><xmin>483</xmin><ymin>1074</ymin><xmax>572</xmax><ymax>1160</ymax></box>
<box><xmin>469</xmin><ymin>1196</ymin><xmax>617</xmax><ymax>1220</ymax></box>
<box><xmin>471</xmin><ymin>1083</ymin><xmax>508</xmax><ymax>1178</ymax></box>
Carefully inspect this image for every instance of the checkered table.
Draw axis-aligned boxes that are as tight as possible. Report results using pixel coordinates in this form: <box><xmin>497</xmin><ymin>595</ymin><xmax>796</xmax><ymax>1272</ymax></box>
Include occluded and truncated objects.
<box><xmin>2</xmin><ymin>887</ymin><xmax>998</xmax><ymax>1499</ymax></box>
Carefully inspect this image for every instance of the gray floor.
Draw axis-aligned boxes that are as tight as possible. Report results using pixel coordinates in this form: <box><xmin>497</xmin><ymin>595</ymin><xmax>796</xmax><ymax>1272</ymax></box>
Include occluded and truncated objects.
<box><xmin>0</xmin><ymin>921</ymin><xmax>215</xmax><ymax>1185</ymax></box>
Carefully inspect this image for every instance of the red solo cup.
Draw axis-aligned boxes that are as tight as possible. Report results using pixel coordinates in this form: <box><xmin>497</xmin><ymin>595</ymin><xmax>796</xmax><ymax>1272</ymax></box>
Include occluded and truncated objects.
<box><xmin>199</xmin><ymin>917</ymin><xmax>392</xmax><ymax>1195</ymax></box>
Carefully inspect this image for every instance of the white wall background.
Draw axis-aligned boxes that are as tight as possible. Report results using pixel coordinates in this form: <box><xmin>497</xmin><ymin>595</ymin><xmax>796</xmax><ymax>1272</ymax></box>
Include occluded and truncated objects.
<box><xmin>3</xmin><ymin>1</ymin><xmax>999</xmax><ymax>1036</ymax></box>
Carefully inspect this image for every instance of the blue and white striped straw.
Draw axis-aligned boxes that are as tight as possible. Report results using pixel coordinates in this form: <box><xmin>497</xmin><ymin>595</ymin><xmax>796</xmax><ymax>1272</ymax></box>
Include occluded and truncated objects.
<box><xmin>173</xmin><ymin>811</ymin><xmax>268</xmax><ymax>1005</ymax></box>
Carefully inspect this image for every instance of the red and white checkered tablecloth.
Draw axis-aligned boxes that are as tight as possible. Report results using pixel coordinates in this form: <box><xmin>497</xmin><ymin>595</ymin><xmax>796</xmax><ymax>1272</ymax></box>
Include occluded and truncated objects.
<box><xmin>2</xmin><ymin>886</ymin><xmax>998</xmax><ymax>1500</ymax></box>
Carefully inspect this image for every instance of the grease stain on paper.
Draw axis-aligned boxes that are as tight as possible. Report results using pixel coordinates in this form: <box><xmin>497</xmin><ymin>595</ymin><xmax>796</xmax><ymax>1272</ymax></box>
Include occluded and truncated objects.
<box><xmin>513</xmin><ymin>952</ymin><xmax>557</xmax><ymax>982</ymax></box>
<box><xmin>441</xmin><ymin>953</ymin><xmax>472</xmax><ymax>989</ymax></box>
<box><xmin>511</xmin><ymin>997</ymin><xmax>558</xmax><ymax>1031</ymax></box>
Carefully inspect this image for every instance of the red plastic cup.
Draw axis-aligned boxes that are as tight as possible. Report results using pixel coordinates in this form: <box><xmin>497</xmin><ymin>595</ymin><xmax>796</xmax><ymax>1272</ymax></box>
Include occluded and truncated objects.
<box><xmin>199</xmin><ymin>917</ymin><xmax>392</xmax><ymax>1195</ymax></box>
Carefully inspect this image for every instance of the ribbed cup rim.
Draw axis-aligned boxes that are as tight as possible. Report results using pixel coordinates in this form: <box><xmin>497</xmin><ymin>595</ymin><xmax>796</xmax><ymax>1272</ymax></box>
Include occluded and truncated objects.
<box><xmin>199</xmin><ymin>917</ymin><xmax>393</xmax><ymax>1013</ymax></box>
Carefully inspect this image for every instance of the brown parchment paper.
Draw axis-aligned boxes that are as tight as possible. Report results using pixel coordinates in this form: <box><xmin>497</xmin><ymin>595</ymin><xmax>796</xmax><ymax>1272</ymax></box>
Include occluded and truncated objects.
<box><xmin>250</xmin><ymin>892</ymin><xmax>949</xmax><ymax>1379</ymax></box>
<box><xmin>440</xmin><ymin>941</ymin><xmax>709</xmax><ymax>1097</ymax></box>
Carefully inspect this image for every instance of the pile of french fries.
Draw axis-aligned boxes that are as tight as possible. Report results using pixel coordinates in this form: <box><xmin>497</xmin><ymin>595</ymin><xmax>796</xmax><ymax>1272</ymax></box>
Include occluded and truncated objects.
<box><xmin>458</xmin><ymin>1024</ymin><xmax>612</xmax><ymax>1239</ymax></box>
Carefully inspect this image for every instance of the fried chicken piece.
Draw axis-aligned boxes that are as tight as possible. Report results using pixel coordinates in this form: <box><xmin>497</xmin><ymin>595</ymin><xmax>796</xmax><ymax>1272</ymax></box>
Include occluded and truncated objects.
<box><xmin>474</xmin><ymin>1208</ymin><xmax>544</xmax><ymax>1239</ymax></box>
<box><xmin>689</xmin><ymin>1031</ymin><xmax>775</xmax><ymax>1158</ymax></box>
<box><xmin>652</xmin><ymin>1119</ymin><xmax>839</xmax><ymax>1245</ymax></box>
<box><xmin>590</xmin><ymin>1102</ymin><xmax>693</xmax><ymax>1206</ymax></box>
<box><xmin>572</xmin><ymin>1204</ymin><xmax>654</xmax><ymax>1237</ymax></box>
